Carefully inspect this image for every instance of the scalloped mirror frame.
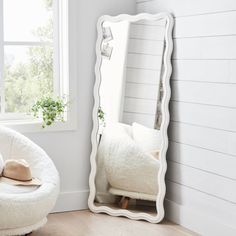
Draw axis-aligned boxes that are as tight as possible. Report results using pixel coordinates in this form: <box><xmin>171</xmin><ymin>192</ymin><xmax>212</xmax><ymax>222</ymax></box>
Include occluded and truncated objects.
<box><xmin>88</xmin><ymin>13</ymin><xmax>174</xmax><ymax>223</ymax></box>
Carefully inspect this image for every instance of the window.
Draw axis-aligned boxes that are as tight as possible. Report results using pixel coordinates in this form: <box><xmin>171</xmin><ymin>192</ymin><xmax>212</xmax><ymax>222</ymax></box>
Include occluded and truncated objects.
<box><xmin>0</xmin><ymin>0</ymin><xmax>68</xmax><ymax>123</ymax></box>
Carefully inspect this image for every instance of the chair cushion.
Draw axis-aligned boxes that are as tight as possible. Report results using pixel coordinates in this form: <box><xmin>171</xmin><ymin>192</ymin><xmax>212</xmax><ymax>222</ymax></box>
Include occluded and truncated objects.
<box><xmin>0</xmin><ymin>182</ymin><xmax>38</xmax><ymax>194</ymax></box>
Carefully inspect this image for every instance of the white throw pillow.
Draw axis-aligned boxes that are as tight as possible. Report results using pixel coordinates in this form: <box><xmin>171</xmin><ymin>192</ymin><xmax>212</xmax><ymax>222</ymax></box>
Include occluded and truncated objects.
<box><xmin>100</xmin><ymin>122</ymin><xmax>160</xmax><ymax>197</ymax></box>
<box><xmin>132</xmin><ymin>122</ymin><xmax>162</xmax><ymax>152</ymax></box>
<box><xmin>0</xmin><ymin>153</ymin><xmax>4</xmax><ymax>176</ymax></box>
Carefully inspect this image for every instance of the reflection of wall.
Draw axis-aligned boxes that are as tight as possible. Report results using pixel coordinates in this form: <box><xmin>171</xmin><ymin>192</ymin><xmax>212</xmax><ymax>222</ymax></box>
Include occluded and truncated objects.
<box><xmin>100</xmin><ymin>21</ymin><xmax>130</xmax><ymax>124</ymax></box>
<box><xmin>122</xmin><ymin>20</ymin><xmax>166</xmax><ymax>128</ymax></box>
<box><xmin>137</xmin><ymin>0</ymin><xmax>236</xmax><ymax>235</ymax></box>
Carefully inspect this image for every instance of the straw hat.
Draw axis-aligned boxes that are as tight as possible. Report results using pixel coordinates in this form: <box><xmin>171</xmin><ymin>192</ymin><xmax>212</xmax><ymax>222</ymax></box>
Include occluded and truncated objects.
<box><xmin>0</xmin><ymin>159</ymin><xmax>41</xmax><ymax>186</ymax></box>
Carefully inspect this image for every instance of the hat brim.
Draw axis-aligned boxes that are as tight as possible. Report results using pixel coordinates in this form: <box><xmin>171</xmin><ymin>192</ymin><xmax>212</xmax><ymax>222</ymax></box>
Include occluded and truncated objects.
<box><xmin>0</xmin><ymin>176</ymin><xmax>41</xmax><ymax>186</ymax></box>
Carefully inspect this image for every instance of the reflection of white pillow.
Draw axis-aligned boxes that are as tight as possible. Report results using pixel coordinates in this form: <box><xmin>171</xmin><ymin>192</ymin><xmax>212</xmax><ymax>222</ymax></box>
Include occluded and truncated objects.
<box><xmin>0</xmin><ymin>153</ymin><xmax>4</xmax><ymax>176</ymax></box>
<box><xmin>132</xmin><ymin>122</ymin><xmax>162</xmax><ymax>152</ymax></box>
<box><xmin>101</xmin><ymin>123</ymin><xmax>160</xmax><ymax>197</ymax></box>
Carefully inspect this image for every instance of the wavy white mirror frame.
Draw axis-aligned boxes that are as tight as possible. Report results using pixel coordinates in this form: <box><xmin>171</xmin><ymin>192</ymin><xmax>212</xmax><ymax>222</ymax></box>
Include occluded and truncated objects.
<box><xmin>88</xmin><ymin>13</ymin><xmax>174</xmax><ymax>223</ymax></box>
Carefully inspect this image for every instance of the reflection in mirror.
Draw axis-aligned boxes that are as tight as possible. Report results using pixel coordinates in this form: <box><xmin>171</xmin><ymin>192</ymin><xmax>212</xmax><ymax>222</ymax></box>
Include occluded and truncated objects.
<box><xmin>89</xmin><ymin>14</ymin><xmax>174</xmax><ymax>222</ymax></box>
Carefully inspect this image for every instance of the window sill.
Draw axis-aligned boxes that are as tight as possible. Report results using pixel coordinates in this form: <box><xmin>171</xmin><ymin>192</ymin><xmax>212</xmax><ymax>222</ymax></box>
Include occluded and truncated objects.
<box><xmin>0</xmin><ymin>118</ymin><xmax>77</xmax><ymax>133</ymax></box>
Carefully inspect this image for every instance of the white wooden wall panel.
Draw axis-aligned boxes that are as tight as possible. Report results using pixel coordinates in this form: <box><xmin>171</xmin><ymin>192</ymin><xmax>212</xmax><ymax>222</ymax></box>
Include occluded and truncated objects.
<box><xmin>134</xmin><ymin>18</ymin><xmax>166</xmax><ymax>26</ymax></box>
<box><xmin>166</xmin><ymin>161</ymin><xmax>236</xmax><ymax>203</ymax></box>
<box><xmin>173</xmin><ymin>36</ymin><xmax>236</xmax><ymax>60</ymax></box>
<box><xmin>168</xmin><ymin>142</ymin><xmax>236</xmax><ymax>180</ymax></box>
<box><xmin>129</xmin><ymin>39</ymin><xmax>164</xmax><ymax>55</ymax></box>
<box><xmin>169</xmin><ymin>122</ymin><xmax>236</xmax><ymax>156</ymax></box>
<box><xmin>125</xmin><ymin>83</ymin><xmax>158</xmax><ymax>100</ymax></box>
<box><xmin>170</xmin><ymin>101</ymin><xmax>236</xmax><ymax>132</ymax></box>
<box><xmin>123</xmin><ymin>112</ymin><xmax>156</xmax><ymax>127</ymax></box>
<box><xmin>129</xmin><ymin>24</ymin><xmax>165</xmax><ymax>40</ymax></box>
<box><xmin>136</xmin><ymin>0</ymin><xmax>236</xmax><ymax>17</ymax></box>
<box><xmin>174</xmin><ymin>11</ymin><xmax>236</xmax><ymax>38</ymax></box>
<box><xmin>166</xmin><ymin>182</ymin><xmax>236</xmax><ymax>228</ymax></box>
<box><xmin>165</xmin><ymin>199</ymin><xmax>236</xmax><ymax>236</ymax></box>
<box><xmin>136</xmin><ymin>0</ymin><xmax>236</xmax><ymax>234</ymax></box>
<box><xmin>124</xmin><ymin>97</ymin><xmax>156</xmax><ymax>115</ymax></box>
<box><xmin>172</xmin><ymin>60</ymin><xmax>236</xmax><ymax>84</ymax></box>
<box><xmin>126</xmin><ymin>68</ymin><xmax>160</xmax><ymax>84</ymax></box>
<box><xmin>171</xmin><ymin>81</ymin><xmax>236</xmax><ymax>108</ymax></box>
<box><xmin>127</xmin><ymin>53</ymin><xmax>162</xmax><ymax>70</ymax></box>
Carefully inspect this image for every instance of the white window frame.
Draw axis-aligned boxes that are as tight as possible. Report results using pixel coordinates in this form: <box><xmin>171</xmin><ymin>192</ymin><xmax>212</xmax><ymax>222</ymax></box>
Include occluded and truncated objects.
<box><xmin>0</xmin><ymin>0</ymin><xmax>76</xmax><ymax>132</ymax></box>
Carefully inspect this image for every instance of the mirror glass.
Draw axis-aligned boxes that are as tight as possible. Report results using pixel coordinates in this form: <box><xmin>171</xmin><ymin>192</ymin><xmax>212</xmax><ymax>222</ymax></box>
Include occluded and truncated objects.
<box><xmin>91</xmin><ymin>14</ymin><xmax>173</xmax><ymax>220</ymax></box>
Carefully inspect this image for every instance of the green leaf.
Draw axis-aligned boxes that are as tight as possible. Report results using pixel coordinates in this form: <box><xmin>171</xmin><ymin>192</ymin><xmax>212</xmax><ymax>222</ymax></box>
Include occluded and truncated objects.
<box><xmin>30</xmin><ymin>96</ymin><xmax>68</xmax><ymax>128</ymax></box>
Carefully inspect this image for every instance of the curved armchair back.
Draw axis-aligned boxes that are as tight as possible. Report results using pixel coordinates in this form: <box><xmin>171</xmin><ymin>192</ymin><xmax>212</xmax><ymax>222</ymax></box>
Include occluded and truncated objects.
<box><xmin>0</xmin><ymin>126</ymin><xmax>15</xmax><ymax>161</ymax></box>
<box><xmin>0</xmin><ymin>126</ymin><xmax>59</xmax><ymax>183</ymax></box>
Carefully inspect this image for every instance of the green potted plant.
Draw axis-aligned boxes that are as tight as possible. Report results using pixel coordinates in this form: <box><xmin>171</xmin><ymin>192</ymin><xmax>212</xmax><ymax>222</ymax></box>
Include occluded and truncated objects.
<box><xmin>31</xmin><ymin>96</ymin><xmax>68</xmax><ymax>128</ymax></box>
<box><xmin>98</xmin><ymin>106</ymin><xmax>105</xmax><ymax>127</ymax></box>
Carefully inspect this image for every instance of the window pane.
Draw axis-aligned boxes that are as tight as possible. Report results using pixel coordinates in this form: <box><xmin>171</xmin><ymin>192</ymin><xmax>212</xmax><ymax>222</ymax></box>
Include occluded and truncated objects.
<box><xmin>4</xmin><ymin>45</ymin><xmax>53</xmax><ymax>113</ymax></box>
<box><xmin>4</xmin><ymin>0</ymin><xmax>53</xmax><ymax>42</ymax></box>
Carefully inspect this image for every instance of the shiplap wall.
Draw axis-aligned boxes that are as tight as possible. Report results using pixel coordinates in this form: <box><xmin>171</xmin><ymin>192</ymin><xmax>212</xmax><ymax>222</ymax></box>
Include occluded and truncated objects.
<box><xmin>137</xmin><ymin>1</ymin><xmax>236</xmax><ymax>235</ymax></box>
<box><xmin>122</xmin><ymin>20</ymin><xmax>166</xmax><ymax>128</ymax></box>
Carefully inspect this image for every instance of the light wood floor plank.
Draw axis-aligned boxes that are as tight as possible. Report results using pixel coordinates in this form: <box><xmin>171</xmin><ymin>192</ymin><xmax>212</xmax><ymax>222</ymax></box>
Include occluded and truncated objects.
<box><xmin>30</xmin><ymin>210</ymin><xmax>198</xmax><ymax>236</ymax></box>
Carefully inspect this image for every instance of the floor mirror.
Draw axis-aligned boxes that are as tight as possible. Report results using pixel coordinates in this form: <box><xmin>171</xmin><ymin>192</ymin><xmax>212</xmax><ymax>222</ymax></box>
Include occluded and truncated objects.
<box><xmin>89</xmin><ymin>13</ymin><xmax>174</xmax><ymax>223</ymax></box>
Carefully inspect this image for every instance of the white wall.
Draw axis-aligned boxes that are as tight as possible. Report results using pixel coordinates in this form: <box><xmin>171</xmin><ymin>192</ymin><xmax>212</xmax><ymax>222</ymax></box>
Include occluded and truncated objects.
<box><xmin>23</xmin><ymin>0</ymin><xmax>135</xmax><ymax>212</ymax></box>
<box><xmin>136</xmin><ymin>0</ymin><xmax>236</xmax><ymax>235</ymax></box>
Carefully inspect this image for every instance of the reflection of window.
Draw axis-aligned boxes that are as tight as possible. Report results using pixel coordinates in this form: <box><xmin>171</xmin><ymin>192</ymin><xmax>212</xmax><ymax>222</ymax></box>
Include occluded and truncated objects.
<box><xmin>0</xmin><ymin>0</ymin><xmax>68</xmax><ymax>120</ymax></box>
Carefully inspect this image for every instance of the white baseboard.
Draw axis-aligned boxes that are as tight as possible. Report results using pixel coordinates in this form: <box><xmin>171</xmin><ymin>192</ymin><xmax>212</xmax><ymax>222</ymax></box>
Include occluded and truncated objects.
<box><xmin>165</xmin><ymin>199</ymin><xmax>236</xmax><ymax>236</ymax></box>
<box><xmin>53</xmin><ymin>189</ymin><xmax>89</xmax><ymax>213</ymax></box>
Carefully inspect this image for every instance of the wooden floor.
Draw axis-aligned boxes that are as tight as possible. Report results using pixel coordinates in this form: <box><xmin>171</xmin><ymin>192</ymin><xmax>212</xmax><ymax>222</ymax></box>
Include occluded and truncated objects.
<box><xmin>29</xmin><ymin>210</ymin><xmax>198</xmax><ymax>236</ymax></box>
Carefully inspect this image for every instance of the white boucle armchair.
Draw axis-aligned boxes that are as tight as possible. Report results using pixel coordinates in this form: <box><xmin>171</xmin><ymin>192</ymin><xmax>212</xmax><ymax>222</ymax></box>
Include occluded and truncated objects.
<box><xmin>0</xmin><ymin>126</ymin><xmax>60</xmax><ymax>236</ymax></box>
